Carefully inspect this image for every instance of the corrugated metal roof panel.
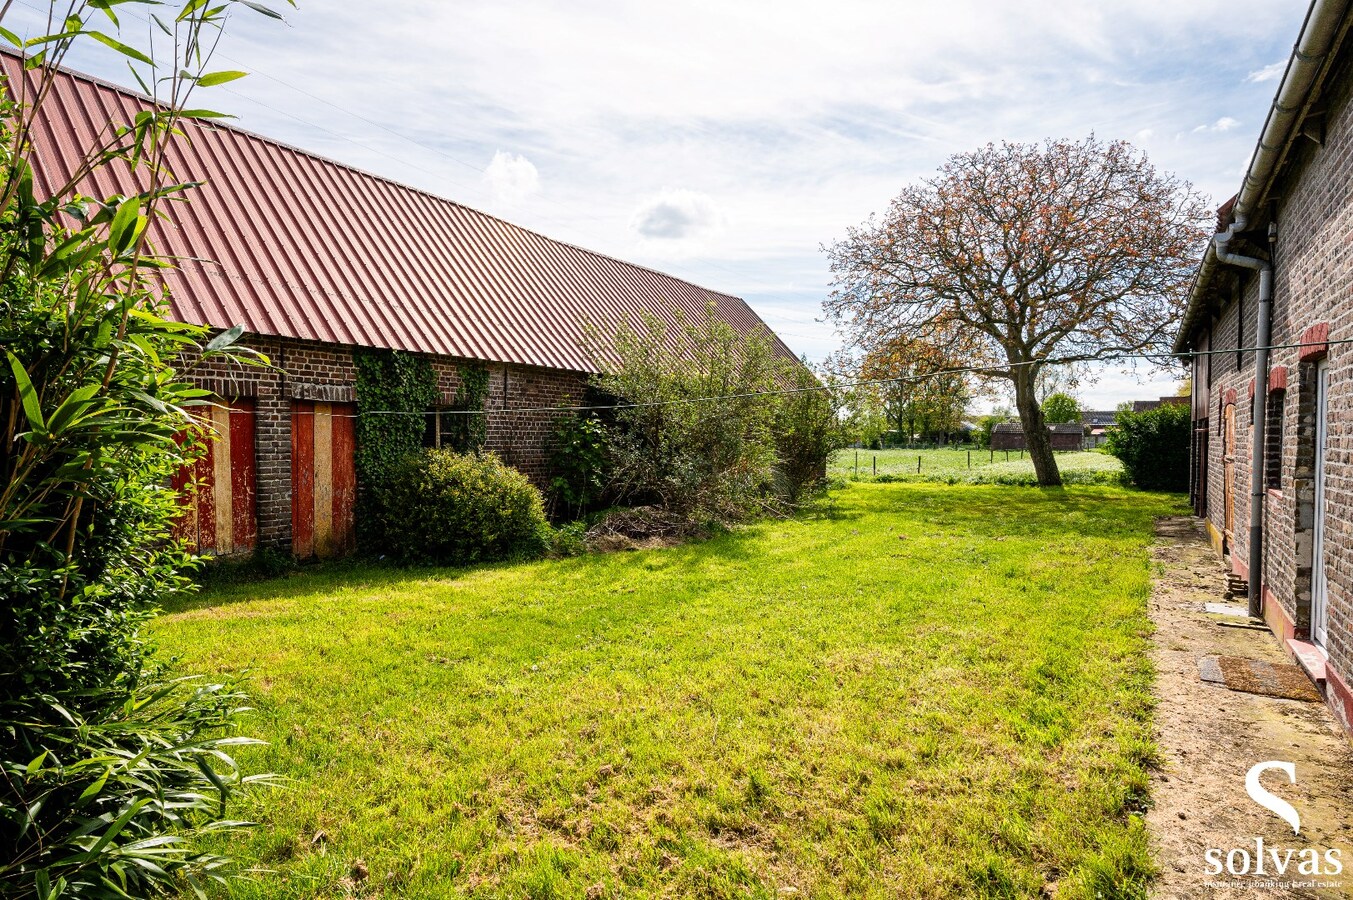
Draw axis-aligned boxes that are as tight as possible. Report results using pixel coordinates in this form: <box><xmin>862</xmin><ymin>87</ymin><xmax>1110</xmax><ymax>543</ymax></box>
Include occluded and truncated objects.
<box><xmin>1</xmin><ymin>52</ymin><xmax>799</xmax><ymax>374</ymax></box>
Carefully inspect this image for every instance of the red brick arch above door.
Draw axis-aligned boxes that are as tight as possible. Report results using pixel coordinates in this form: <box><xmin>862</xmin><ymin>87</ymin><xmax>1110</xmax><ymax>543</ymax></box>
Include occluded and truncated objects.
<box><xmin>1300</xmin><ymin>322</ymin><xmax>1329</xmax><ymax>362</ymax></box>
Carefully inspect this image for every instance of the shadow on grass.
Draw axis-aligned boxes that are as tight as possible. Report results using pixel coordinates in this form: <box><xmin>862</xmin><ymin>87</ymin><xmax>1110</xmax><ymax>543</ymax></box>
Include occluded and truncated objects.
<box><xmin>854</xmin><ymin>481</ymin><xmax>1188</xmax><ymax>542</ymax></box>
<box><xmin>167</xmin><ymin>482</ymin><xmax>1184</xmax><ymax>613</ymax></box>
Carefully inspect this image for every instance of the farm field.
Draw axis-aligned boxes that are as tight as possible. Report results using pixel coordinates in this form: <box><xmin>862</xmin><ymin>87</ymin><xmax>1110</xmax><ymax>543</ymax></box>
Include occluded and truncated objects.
<box><xmin>829</xmin><ymin>448</ymin><xmax>1124</xmax><ymax>485</ymax></box>
<box><xmin>157</xmin><ymin>482</ymin><xmax>1181</xmax><ymax>899</ymax></box>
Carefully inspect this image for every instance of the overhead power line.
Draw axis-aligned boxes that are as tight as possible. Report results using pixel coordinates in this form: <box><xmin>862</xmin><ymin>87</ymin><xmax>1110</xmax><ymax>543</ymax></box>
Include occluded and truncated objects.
<box><xmin>193</xmin><ymin>336</ymin><xmax>1336</xmax><ymax>421</ymax></box>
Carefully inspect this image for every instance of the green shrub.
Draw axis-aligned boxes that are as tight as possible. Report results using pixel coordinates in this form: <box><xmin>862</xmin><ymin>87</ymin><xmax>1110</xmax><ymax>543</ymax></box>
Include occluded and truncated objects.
<box><xmin>0</xmin><ymin>5</ymin><xmax>286</xmax><ymax>895</ymax></box>
<box><xmin>1105</xmin><ymin>403</ymin><xmax>1190</xmax><ymax>491</ymax></box>
<box><xmin>595</xmin><ymin>311</ymin><xmax>782</xmax><ymax>523</ymax></box>
<box><xmin>548</xmin><ymin>413</ymin><xmax>610</xmax><ymax>519</ymax></box>
<box><xmin>592</xmin><ymin>310</ymin><xmax>831</xmax><ymax>525</ymax></box>
<box><xmin>974</xmin><ymin>414</ymin><xmax>1004</xmax><ymax>450</ymax></box>
<box><xmin>545</xmin><ymin>520</ymin><xmax>589</xmax><ymax>557</ymax></box>
<box><xmin>774</xmin><ymin>366</ymin><xmax>847</xmax><ymax>503</ymax></box>
<box><xmin>2</xmin><ymin>680</ymin><xmax>271</xmax><ymax>899</ymax></box>
<box><xmin>372</xmin><ymin>450</ymin><xmax>548</xmax><ymax>565</ymax></box>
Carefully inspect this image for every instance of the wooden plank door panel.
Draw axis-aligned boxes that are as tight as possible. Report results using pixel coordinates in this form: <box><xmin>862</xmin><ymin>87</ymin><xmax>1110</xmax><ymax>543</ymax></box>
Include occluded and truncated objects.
<box><xmin>292</xmin><ymin>401</ymin><xmax>315</xmax><ymax>559</ymax></box>
<box><xmin>174</xmin><ymin>399</ymin><xmax>258</xmax><ymax>556</ymax></box>
<box><xmin>230</xmin><ymin>402</ymin><xmax>258</xmax><ymax>551</ymax></box>
<box><xmin>291</xmin><ymin>401</ymin><xmax>356</xmax><ymax>559</ymax></box>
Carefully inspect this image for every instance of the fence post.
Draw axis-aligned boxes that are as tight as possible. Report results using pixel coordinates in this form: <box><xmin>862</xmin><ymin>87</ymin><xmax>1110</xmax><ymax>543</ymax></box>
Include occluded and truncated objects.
<box><xmin>1005</xmin><ymin>450</ymin><xmax>1009</xmax><ymax>462</ymax></box>
<box><xmin>873</xmin><ymin>455</ymin><xmax>877</xmax><ymax>476</ymax></box>
<box><xmin>917</xmin><ymin>455</ymin><xmax>921</xmax><ymax>474</ymax></box>
<box><xmin>967</xmin><ymin>450</ymin><xmax>971</xmax><ymax>469</ymax></box>
<box><xmin>855</xmin><ymin>450</ymin><xmax>859</xmax><ymax>478</ymax></box>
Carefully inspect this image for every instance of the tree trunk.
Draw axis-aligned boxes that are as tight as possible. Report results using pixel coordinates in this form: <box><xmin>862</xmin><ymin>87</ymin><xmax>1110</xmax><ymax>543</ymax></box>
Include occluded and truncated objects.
<box><xmin>1014</xmin><ymin>368</ymin><xmax>1062</xmax><ymax>486</ymax></box>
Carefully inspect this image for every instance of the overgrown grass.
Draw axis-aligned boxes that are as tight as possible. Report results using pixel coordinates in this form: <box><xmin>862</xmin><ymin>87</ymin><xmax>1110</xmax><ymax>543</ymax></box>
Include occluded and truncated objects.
<box><xmin>154</xmin><ymin>483</ymin><xmax>1182</xmax><ymax>899</ymax></box>
<box><xmin>830</xmin><ymin>449</ymin><xmax>1123</xmax><ymax>486</ymax></box>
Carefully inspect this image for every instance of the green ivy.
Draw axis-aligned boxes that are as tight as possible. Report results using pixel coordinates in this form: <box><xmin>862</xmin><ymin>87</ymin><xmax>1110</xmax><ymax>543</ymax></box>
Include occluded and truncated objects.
<box><xmin>445</xmin><ymin>364</ymin><xmax>490</xmax><ymax>454</ymax></box>
<box><xmin>354</xmin><ymin>349</ymin><xmax>439</xmax><ymax>546</ymax></box>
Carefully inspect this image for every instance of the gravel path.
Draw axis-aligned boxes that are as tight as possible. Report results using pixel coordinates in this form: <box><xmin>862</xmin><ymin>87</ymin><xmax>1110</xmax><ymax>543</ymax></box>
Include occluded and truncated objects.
<box><xmin>1147</xmin><ymin>516</ymin><xmax>1353</xmax><ymax>898</ymax></box>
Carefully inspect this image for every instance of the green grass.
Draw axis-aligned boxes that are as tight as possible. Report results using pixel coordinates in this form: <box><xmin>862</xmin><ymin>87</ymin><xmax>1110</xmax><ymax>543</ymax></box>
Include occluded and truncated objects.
<box><xmin>155</xmin><ymin>483</ymin><xmax>1183</xmax><ymax>899</ymax></box>
<box><xmin>829</xmin><ymin>448</ymin><xmax>1123</xmax><ymax>485</ymax></box>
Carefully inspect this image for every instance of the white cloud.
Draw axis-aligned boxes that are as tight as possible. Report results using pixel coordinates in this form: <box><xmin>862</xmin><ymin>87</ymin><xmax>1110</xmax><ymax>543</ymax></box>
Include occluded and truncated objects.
<box><xmin>1193</xmin><ymin>116</ymin><xmax>1241</xmax><ymax>133</ymax></box>
<box><xmin>1246</xmin><ymin>61</ymin><xmax>1286</xmax><ymax>83</ymax></box>
<box><xmin>7</xmin><ymin>0</ymin><xmax>1312</xmax><ymax>365</ymax></box>
<box><xmin>630</xmin><ymin>189</ymin><xmax>724</xmax><ymax>240</ymax></box>
<box><xmin>483</xmin><ymin>151</ymin><xmax>539</xmax><ymax>204</ymax></box>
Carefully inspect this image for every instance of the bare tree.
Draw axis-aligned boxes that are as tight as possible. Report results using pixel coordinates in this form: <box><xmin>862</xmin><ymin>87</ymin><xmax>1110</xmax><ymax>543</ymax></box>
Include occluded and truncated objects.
<box><xmin>825</xmin><ymin>136</ymin><xmax>1209</xmax><ymax>485</ymax></box>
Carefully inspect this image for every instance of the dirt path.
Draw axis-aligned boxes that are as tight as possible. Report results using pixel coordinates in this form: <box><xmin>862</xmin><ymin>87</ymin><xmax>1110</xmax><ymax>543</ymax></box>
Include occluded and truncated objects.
<box><xmin>1147</xmin><ymin>516</ymin><xmax>1353</xmax><ymax>898</ymax></box>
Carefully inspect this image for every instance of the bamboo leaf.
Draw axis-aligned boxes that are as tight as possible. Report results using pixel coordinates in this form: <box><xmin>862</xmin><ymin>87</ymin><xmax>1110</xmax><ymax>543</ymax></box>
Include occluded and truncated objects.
<box><xmin>196</xmin><ymin>70</ymin><xmax>247</xmax><ymax>87</ymax></box>
<box><xmin>203</xmin><ymin>324</ymin><xmax>245</xmax><ymax>353</ymax></box>
<box><xmin>175</xmin><ymin>109</ymin><xmax>235</xmax><ymax>120</ymax></box>
<box><xmin>177</xmin><ymin>0</ymin><xmax>209</xmax><ymax>21</ymax></box>
<box><xmin>241</xmin><ymin>1</ymin><xmax>285</xmax><ymax>20</ymax></box>
<box><xmin>88</xmin><ymin>31</ymin><xmax>154</xmax><ymax>65</ymax></box>
<box><xmin>108</xmin><ymin>198</ymin><xmax>140</xmax><ymax>254</ymax></box>
<box><xmin>6</xmin><ymin>350</ymin><xmax>45</xmax><ymax>431</ymax></box>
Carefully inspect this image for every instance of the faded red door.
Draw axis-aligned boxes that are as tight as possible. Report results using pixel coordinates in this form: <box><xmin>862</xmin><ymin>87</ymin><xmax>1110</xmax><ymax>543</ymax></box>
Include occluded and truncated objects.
<box><xmin>292</xmin><ymin>401</ymin><xmax>356</xmax><ymax>558</ymax></box>
<box><xmin>172</xmin><ymin>399</ymin><xmax>258</xmax><ymax>556</ymax></box>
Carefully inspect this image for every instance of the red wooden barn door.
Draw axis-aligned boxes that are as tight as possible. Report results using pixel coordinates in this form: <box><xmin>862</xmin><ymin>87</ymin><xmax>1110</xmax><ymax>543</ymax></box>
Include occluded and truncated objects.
<box><xmin>172</xmin><ymin>399</ymin><xmax>258</xmax><ymax>556</ymax></box>
<box><xmin>292</xmin><ymin>401</ymin><xmax>356</xmax><ymax>558</ymax></box>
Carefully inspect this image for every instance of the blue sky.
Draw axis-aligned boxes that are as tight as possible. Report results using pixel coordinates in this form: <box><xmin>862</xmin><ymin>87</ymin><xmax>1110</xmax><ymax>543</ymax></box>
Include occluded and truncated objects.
<box><xmin>7</xmin><ymin>0</ymin><xmax>1308</xmax><ymax>408</ymax></box>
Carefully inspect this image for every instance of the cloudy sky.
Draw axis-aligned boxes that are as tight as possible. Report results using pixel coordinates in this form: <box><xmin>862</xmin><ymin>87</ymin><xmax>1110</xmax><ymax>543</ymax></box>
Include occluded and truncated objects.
<box><xmin>7</xmin><ymin>0</ymin><xmax>1308</xmax><ymax>408</ymax></box>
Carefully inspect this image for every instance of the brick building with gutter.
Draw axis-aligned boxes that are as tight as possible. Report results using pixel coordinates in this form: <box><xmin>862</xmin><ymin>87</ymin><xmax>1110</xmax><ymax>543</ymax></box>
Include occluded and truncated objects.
<box><xmin>1175</xmin><ymin>0</ymin><xmax>1353</xmax><ymax>735</ymax></box>
<box><xmin>4</xmin><ymin>54</ymin><xmax>799</xmax><ymax>561</ymax></box>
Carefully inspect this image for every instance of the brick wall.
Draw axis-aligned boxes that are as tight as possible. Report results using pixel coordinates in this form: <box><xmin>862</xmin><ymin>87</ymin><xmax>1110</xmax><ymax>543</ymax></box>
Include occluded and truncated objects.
<box><xmin>184</xmin><ymin>334</ymin><xmax>586</xmax><ymax>554</ymax></box>
<box><xmin>1193</xmin><ymin>36</ymin><xmax>1353</xmax><ymax>724</ymax></box>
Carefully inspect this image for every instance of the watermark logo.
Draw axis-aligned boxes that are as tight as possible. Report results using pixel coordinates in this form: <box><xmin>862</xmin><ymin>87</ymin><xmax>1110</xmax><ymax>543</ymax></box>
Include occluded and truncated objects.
<box><xmin>1204</xmin><ymin>761</ymin><xmax>1343</xmax><ymax>889</ymax></box>
<box><xmin>1245</xmin><ymin>761</ymin><xmax>1300</xmax><ymax>835</ymax></box>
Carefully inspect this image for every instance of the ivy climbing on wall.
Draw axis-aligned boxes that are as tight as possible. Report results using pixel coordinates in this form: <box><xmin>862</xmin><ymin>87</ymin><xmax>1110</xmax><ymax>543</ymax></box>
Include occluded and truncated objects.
<box><xmin>354</xmin><ymin>348</ymin><xmax>439</xmax><ymax>543</ymax></box>
<box><xmin>445</xmin><ymin>364</ymin><xmax>491</xmax><ymax>453</ymax></box>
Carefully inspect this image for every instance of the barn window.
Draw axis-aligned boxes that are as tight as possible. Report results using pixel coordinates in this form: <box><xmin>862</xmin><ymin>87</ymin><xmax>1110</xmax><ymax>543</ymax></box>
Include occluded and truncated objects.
<box><xmin>424</xmin><ymin>408</ymin><xmax>449</xmax><ymax>448</ymax></box>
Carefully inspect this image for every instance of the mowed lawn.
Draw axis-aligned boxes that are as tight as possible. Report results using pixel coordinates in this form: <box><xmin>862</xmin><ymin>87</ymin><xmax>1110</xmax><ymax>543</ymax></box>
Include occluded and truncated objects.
<box><xmin>155</xmin><ymin>483</ymin><xmax>1183</xmax><ymax>899</ymax></box>
<box><xmin>829</xmin><ymin>449</ymin><xmax>1123</xmax><ymax>485</ymax></box>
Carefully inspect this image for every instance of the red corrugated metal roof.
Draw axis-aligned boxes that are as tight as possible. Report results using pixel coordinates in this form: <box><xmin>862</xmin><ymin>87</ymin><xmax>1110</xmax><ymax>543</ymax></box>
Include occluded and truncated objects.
<box><xmin>2</xmin><ymin>53</ymin><xmax>799</xmax><ymax>374</ymax></box>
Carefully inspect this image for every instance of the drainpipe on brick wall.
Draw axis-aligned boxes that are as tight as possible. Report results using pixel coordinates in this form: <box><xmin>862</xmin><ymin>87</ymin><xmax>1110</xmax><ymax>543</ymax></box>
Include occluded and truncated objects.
<box><xmin>1214</xmin><ymin>215</ymin><xmax>1273</xmax><ymax>619</ymax></box>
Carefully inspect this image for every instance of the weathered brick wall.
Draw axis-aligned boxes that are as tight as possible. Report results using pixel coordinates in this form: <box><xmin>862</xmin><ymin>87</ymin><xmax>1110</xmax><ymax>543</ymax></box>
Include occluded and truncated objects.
<box><xmin>183</xmin><ymin>335</ymin><xmax>586</xmax><ymax>554</ymax></box>
<box><xmin>1197</xmin><ymin>36</ymin><xmax>1353</xmax><ymax>715</ymax></box>
<box><xmin>1203</xmin><ymin>295</ymin><xmax>1252</xmax><ymax>568</ymax></box>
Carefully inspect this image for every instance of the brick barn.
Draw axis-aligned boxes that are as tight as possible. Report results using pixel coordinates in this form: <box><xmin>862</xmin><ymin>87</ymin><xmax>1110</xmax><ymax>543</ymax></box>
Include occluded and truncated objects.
<box><xmin>990</xmin><ymin>422</ymin><xmax>1084</xmax><ymax>452</ymax></box>
<box><xmin>1174</xmin><ymin>0</ymin><xmax>1353</xmax><ymax>733</ymax></box>
<box><xmin>8</xmin><ymin>55</ymin><xmax>798</xmax><ymax>561</ymax></box>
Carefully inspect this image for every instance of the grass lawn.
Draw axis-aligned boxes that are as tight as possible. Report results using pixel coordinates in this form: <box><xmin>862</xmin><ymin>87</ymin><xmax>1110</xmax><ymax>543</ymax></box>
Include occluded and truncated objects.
<box><xmin>156</xmin><ymin>483</ymin><xmax>1183</xmax><ymax>899</ymax></box>
<box><xmin>829</xmin><ymin>449</ymin><xmax>1123</xmax><ymax>485</ymax></box>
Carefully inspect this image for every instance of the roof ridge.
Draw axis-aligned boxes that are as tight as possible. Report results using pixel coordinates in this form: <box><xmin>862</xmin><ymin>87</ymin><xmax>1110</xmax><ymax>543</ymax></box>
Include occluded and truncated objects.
<box><xmin>0</xmin><ymin>47</ymin><xmax>749</xmax><ymax>303</ymax></box>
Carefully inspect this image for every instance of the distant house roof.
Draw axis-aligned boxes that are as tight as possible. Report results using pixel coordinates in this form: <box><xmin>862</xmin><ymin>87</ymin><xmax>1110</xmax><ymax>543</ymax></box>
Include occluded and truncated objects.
<box><xmin>1082</xmin><ymin>410</ymin><xmax>1119</xmax><ymax>426</ymax></box>
<box><xmin>3</xmin><ymin>53</ymin><xmax>797</xmax><ymax>375</ymax></box>
<box><xmin>1132</xmin><ymin>397</ymin><xmax>1189</xmax><ymax>413</ymax></box>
